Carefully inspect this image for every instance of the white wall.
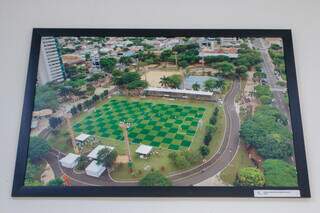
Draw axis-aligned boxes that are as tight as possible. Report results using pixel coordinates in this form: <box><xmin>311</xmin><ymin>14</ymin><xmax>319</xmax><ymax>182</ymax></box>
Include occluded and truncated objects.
<box><xmin>0</xmin><ymin>0</ymin><xmax>319</xmax><ymax>212</ymax></box>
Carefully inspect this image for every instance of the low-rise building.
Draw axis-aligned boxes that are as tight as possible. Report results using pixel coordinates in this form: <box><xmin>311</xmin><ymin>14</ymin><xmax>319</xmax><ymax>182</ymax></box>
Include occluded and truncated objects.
<box><xmin>59</xmin><ymin>153</ymin><xmax>80</xmax><ymax>169</ymax></box>
<box><xmin>85</xmin><ymin>160</ymin><xmax>106</xmax><ymax>177</ymax></box>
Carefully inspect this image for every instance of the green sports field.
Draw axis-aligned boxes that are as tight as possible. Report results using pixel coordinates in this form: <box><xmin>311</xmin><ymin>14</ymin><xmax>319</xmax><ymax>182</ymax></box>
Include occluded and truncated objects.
<box><xmin>73</xmin><ymin>97</ymin><xmax>207</xmax><ymax>151</ymax></box>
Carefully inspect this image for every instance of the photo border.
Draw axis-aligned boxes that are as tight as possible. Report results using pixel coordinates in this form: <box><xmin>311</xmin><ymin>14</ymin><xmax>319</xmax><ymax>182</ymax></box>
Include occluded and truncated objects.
<box><xmin>12</xmin><ymin>28</ymin><xmax>310</xmax><ymax>197</ymax></box>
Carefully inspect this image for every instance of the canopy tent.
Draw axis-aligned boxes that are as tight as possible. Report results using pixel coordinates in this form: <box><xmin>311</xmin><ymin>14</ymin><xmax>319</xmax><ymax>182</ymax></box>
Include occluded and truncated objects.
<box><xmin>75</xmin><ymin>133</ymin><xmax>91</xmax><ymax>142</ymax></box>
<box><xmin>59</xmin><ymin>153</ymin><xmax>80</xmax><ymax>169</ymax></box>
<box><xmin>87</xmin><ymin>145</ymin><xmax>114</xmax><ymax>160</ymax></box>
<box><xmin>85</xmin><ymin>160</ymin><xmax>106</xmax><ymax>178</ymax></box>
<box><xmin>135</xmin><ymin>144</ymin><xmax>153</xmax><ymax>156</ymax></box>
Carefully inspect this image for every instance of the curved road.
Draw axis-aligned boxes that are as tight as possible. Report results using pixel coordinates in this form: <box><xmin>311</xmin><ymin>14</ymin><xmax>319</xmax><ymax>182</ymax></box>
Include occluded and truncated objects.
<box><xmin>44</xmin><ymin>80</ymin><xmax>241</xmax><ymax>186</ymax></box>
<box><xmin>171</xmin><ymin>79</ymin><xmax>241</xmax><ymax>185</ymax></box>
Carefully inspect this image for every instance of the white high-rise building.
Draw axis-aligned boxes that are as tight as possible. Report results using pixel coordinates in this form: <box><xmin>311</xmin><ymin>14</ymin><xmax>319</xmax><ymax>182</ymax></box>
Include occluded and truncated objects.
<box><xmin>38</xmin><ymin>37</ymin><xmax>65</xmax><ymax>85</ymax></box>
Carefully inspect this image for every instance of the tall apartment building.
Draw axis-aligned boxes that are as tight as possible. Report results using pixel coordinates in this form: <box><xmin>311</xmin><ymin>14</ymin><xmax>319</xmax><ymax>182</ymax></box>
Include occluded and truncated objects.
<box><xmin>38</xmin><ymin>37</ymin><xmax>65</xmax><ymax>85</ymax></box>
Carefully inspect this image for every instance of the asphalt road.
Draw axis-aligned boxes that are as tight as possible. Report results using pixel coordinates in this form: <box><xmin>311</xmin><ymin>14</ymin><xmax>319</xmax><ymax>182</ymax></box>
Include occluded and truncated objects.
<box><xmin>252</xmin><ymin>38</ymin><xmax>292</xmax><ymax>128</ymax></box>
<box><xmin>44</xmin><ymin>80</ymin><xmax>241</xmax><ymax>186</ymax></box>
<box><xmin>171</xmin><ymin>79</ymin><xmax>241</xmax><ymax>185</ymax></box>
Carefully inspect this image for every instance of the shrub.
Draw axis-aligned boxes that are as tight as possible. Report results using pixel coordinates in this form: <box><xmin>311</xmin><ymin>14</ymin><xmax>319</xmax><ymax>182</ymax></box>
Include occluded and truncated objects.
<box><xmin>199</xmin><ymin>145</ymin><xmax>210</xmax><ymax>157</ymax></box>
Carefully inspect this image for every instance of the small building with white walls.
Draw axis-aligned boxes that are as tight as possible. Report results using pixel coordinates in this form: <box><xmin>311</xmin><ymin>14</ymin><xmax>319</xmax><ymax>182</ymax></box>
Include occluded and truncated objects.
<box><xmin>85</xmin><ymin>160</ymin><xmax>106</xmax><ymax>178</ymax></box>
<box><xmin>59</xmin><ymin>153</ymin><xmax>80</xmax><ymax>169</ymax></box>
<box><xmin>87</xmin><ymin>145</ymin><xmax>114</xmax><ymax>160</ymax></box>
<box><xmin>135</xmin><ymin>144</ymin><xmax>153</xmax><ymax>156</ymax></box>
<box><xmin>75</xmin><ymin>133</ymin><xmax>95</xmax><ymax>147</ymax></box>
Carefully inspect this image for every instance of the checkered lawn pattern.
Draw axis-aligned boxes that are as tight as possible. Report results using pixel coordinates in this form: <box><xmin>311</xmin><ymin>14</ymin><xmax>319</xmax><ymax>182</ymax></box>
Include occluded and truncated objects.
<box><xmin>73</xmin><ymin>99</ymin><xmax>206</xmax><ymax>150</ymax></box>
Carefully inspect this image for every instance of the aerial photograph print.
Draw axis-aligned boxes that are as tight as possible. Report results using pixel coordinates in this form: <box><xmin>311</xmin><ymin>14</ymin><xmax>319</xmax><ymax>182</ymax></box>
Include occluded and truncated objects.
<box><xmin>25</xmin><ymin>35</ymin><xmax>298</xmax><ymax>188</ymax></box>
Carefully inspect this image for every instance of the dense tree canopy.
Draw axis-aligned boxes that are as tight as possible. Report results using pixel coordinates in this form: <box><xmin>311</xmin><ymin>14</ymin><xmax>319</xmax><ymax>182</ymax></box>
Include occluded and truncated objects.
<box><xmin>100</xmin><ymin>57</ymin><xmax>117</xmax><ymax>72</ymax></box>
<box><xmin>47</xmin><ymin>178</ymin><xmax>64</xmax><ymax>186</ymax></box>
<box><xmin>204</xmin><ymin>79</ymin><xmax>224</xmax><ymax>92</ymax></box>
<box><xmin>262</xmin><ymin>159</ymin><xmax>298</xmax><ymax>187</ymax></box>
<box><xmin>139</xmin><ymin>171</ymin><xmax>172</xmax><ymax>186</ymax></box>
<box><xmin>204</xmin><ymin>55</ymin><xmax>230</xmax><ymax>64</ymax></box>
<box><xmin>34</xmin><ymin>85</ymin><xmax>59</xmax><ymax>111</ymax></box>
<box><xmin>172</xmin><ymin>43</ymin><xmax>200</xmax><ymax>68</ymax></box>
<box><xmin>160</xmin><ymin>49</ymin><xmax>173</xmax><ymax>62</ymax></box>
<box><xmin>112</xmin><ymin>70</ymin><xmax>148</xmax><ymax>90</ymax></box>
<box><xmin>240</xmin><ymin>106</ymin><xmax>293</xmax><ymax>159</ymax></box>
<box><xmin>237</xmin><ymin>167</ymin><xmax>265</xmax><ymax>186</ymax></box>
<box><xmin>28</xmin><ymin>137</ymin><xmax>51</xmax><ymax>161</ymax></box>
<box><xmin>214</xmin><ymin>61</ymin><xmax>236</xmax><ymax>78</ymax></box>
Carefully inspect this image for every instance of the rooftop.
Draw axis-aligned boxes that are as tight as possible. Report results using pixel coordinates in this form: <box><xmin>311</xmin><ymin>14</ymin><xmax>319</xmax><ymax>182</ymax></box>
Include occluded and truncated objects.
<box><xmin>87</xmin><ymin>145</ymin><xmax>114</xmax><ymax>159</ymax></box>
<box><xmin>59</xmin><ymin>153</ymin><xmax>80</xmax><ymax>165</ymax></box>
<box><xmin>75</xmin><ymin>133</ymin><xmax>91</xmax><ymax>142</ymax></box>
<box><xmin>135</xmin><ymin>144</ymin><xmax>153</xmax><ymax>155</ymax></box>
<box><xmin>145</xmin><ymin>87</ymin><xmax>214</xmax><ymax>96</ymax></box>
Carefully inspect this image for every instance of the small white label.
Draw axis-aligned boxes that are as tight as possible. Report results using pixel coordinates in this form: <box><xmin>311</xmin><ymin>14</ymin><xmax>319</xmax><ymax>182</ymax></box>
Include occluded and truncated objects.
<box><xmin>254</xmin><ymin>190</ymin><xmax>301</xmax><ymax>197</ymax></box>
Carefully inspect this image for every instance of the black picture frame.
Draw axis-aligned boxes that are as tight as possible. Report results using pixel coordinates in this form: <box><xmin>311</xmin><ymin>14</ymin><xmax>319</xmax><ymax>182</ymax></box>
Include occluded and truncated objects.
<box><xmin>12</xmin><ymin>28</ymin><xmax>310</xmax><ymax>198</ymax></box>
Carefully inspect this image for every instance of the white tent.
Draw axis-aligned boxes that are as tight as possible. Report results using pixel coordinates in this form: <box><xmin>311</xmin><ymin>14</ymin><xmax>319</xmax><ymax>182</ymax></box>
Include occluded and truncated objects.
<box><xmin>87</xmin><ymin>145</ymin><xmax>114</xmax><ymax>160</ymax></box>
<box><xmin>75</xmin><ymin>133</ymin><xmax>91</xmax><ymax>142</ymax></box>
<box><xmin>136</xmin><ymin>144</ymin><xmax>153</xmax><ymax>155</ymax></box>
<box><xmin>85</xmin><ymin>160</ymin><xmax>106</xmax><ymax>178</ymax></box>
<box><xmin>59</xmin><ymin>153</ymin><xmax>80</xmax><ymax>169</ymax></box>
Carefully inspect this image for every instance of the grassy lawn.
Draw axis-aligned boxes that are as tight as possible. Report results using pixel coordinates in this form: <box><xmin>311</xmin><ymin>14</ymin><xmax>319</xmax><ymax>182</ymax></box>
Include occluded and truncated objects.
<box><xmin>47</xmin><ymin>128</ymin><xmax>74</xmax><ymax>153</ymax></box>
<box><xmin>73</xmin><ymin>96</ymin><xmax>209</xmax><ymax>151</ymax></box>
<box><xmin>219</xmin><ymin>143</ymin><xmax>254</xmax><ymax>185</ymax></box>
<box><xmin>48</xmin><ymin>95</ymin><xmax>226</xmax><ymax>181</ymax></box>
<box><xmin>110</xmin><ymin>98</ymin><xmax>225</xmax><ymax>181</ymax></box>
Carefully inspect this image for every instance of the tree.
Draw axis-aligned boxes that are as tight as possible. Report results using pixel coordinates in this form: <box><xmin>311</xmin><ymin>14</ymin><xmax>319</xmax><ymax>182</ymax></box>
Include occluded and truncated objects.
<box><xmin>203</xmin><ymin>132</ymin><xmax>212</xmax><ymax>146</ymax></box>
<box><xmin>70</xmin><ymin>106</ymin><xmax>78</xmax><ymax>116</ymax></box>
<box><xmin>34</xmin><ymin>85</ymin><xmax>59</xmax><ymax>111</ymax></box>
<box><xmin>160</xmin><ymin>49</ymin><xmax>173</xmax><ymax>62</ymax></box>
<box><xmin>204</xmin><ymin>55</ymin><xmax>230</xmax><ymax>64</ymax></box>
<box><xmin>192</xmin><ymin>82</ymin><xmax>201</xmax><ymax>91</ymax></box>
<box><xmin>240</xmin><ymin>106</ymin><xmax>293</xmax><ymax>160</ymax></box>
<box><xmin>168</xmin><ymin>151</ymin><xmax>201</xmax><ymax>169</ymax></box>
<box><xmin>139</xmin><ymin>171</ymin><xmax>172</xmax><ymax>186</ymax></box>
<box><xmin>214</xmin><ymin>61</ymin><xmax>236</xmax><ymax>78</ymax></box>
<box><xmin>96</xmin><ymin>148</ymin><xmax>118</xmax><ymax>168</ymax></box>
<box><xmin>237</xmin><ymin>167</ymin><xmax>265</xmax><ymax>186</ymax></box>
<box><xmin>262</xmin><ymin>159</ymin><xmax>298</xmax><ymax>187</ymax></box>
<box><xmin>100</xmin><ymin>57</ymin><xmax>117</xmax><ymax>72</ymax></box>
<box><xmin>49</xmin><ymin>117</ymin><xmax>63</xmax><ymax>129</ymax></box>
<box><xmin>257</xmin><ymin>134</ymin><xmax>293</xmax><ymax>159</ymax></box>
<box><xmin>199</xmin><ymin>145</ymin><xmax>210</xmax><ymax>157</ymax></box>
<box><xmin>77</xmin><ymin>103</ymin><xmax>83</xmax><ymax>112</ymax></box>
<box><xmin>255</xmin><ymin>85</ymin><xmax>273</xmax><ymax>98</ymax></box>
<box><xmin>127</xmin><ymin>79</ymin><xmax>148</xmax><ymax>90</ymax></box>
<box><xmin>28</xmin><ymin>137</ymin><xmax>51</xmax><ymax>161</ymax></box>
<box><xmin>75</xmin><ymin>155</ymin><xmax>89</xmax><ymax>171</ymax></box>
<box><xmin>119</xmin><ymin>56</ymin><xmax>133</xmax><ymax>66</ymax></box>
<box><xmin>236</xmin><ymin>65</ymin><xmax>248</xmax><ymax>78</ymax></box>
<box><xmin>47</xmin><ymin>178</ymin><xmax>64</xmax><ymax>186</ymax></box>
<box><xmin>159</xmin><ymin>76</ymin><xmax>170</xmax><ymax>87</ymax></box>
<box><xmin>167</xmin><ymin>74</ymin><xmax>182</xmax><ymax>89</ymax></box>
<box><xmin>259</xmin><ymin>95</ymin><xmax>272</xmax><ymax>105</ymax></box>
<box><xmin>85</xmin><ymin>52</ymin><xmax>91</xmax><ymax>61</ymax></box>
<box><xmin>168</xmin><ymin>152</ymin><xmax>190</xmax><ymax>169</ymax></box>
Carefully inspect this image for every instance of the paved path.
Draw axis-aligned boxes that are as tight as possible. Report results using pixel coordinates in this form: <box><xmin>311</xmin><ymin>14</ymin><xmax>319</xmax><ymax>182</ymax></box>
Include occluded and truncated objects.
<box><xmin>44</xmin><ymin>80</ymin><xmax>241</xmax><ymax>186</ymax></box>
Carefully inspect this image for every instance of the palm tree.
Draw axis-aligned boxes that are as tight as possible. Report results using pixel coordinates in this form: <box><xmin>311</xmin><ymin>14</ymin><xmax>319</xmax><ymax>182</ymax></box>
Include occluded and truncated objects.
<box><xmin>159</xmin><ymin>76</ymin><xmax>170</xmax><ymax>87</ymax></box>
<box><xmin>192</xmin><ymin>82</ymin><xmax>201</xmax><ymax>91</ymax></box>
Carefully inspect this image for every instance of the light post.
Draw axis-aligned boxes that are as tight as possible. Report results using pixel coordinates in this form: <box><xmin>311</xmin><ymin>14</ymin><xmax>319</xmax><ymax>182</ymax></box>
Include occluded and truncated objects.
<box><xmin>119</xmin><ymin>122</ymin><xmax>133</xmax><ymax>173</ymax></box>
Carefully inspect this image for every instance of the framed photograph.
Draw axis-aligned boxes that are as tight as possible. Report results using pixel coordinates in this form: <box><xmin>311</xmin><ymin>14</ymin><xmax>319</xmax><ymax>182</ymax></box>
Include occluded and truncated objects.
<box><xmin>12</xmin><ymin>29</ymin><xmax>310</xmax><ymax>197</ymax></box>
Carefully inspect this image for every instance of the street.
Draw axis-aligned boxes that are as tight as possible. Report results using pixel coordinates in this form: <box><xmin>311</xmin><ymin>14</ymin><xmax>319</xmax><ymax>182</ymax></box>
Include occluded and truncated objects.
<box><xmin>252</xmin><ymin>38</ymin><xmax>292</xmax><ymax>129</ymax></box>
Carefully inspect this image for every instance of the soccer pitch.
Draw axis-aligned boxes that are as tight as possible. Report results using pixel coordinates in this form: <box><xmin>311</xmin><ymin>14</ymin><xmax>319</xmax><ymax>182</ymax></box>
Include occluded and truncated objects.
<box><xmin>73</xmin><ymin>98</ymin><xmax>206</xmax><ymax>151</ymax></box>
